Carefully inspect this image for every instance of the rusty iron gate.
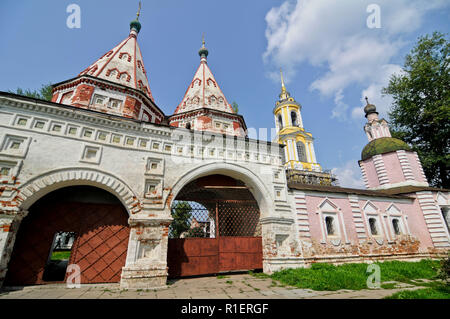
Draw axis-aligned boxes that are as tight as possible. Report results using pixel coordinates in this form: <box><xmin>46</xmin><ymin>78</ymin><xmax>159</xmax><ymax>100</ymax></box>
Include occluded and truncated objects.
<box><xmin>5</xmin><ymin>200</ymin><xmax>130</xmax><ymax>286</ymax></box>
<box><xmin>167</xmin><ymin>175</ymin><xmax>263</xmax><ymax>277</ymax></box>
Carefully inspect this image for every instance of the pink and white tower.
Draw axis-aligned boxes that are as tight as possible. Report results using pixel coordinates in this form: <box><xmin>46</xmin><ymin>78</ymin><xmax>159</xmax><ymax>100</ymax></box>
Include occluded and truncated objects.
<box><xmin>50</xmin><ymin>7</ymin><xmax>165</xmax><ymax>124</ymax></box>
<box><xmin>359</xmin><ymin>98</ymin><xmax>429</xmax><ymax>190</ymax></box>
<box><xmin>168</xmin><ymin>37</ymin><xmax>247</xmax><ymax>137</ymax></box>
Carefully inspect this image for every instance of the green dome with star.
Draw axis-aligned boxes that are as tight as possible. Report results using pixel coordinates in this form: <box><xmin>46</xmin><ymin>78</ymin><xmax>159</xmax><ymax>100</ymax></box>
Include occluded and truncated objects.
<box><xmin>361</xmin><ymin>137</ymin><xmax>412</xmax><ymax>161</ymax></box>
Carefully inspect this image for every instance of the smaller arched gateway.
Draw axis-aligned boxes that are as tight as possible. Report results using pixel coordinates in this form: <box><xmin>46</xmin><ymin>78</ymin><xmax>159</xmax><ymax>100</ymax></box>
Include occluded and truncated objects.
<box><xmin>167</xmin><ymin>175</ymin><xmax>263</xmax><ymax>277</ymax></box>
<box><xmin>4</xmin><ymin>186</ymin><xmax>130</xmax><ymax>285</ymax></box>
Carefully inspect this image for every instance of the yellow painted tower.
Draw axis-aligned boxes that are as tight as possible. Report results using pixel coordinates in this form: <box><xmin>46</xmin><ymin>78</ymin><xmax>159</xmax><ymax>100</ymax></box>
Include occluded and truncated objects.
<box><xmin>273</xmin><ymin>70</ymin><xmax>336</xmax><ymax>185</ymax></box>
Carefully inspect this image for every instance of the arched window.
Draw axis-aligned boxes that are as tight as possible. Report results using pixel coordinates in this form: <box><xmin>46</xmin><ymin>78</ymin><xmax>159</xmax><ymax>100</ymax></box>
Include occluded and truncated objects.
<box><xmin>441</xmin><ymin>207</ymin><xmax>449</xmax><ymax>232</ymax></box>
<box><xmin>325</xmin><ymin>216</ymin><xmax>335</xmax><ymax>235</ymax></box>
<box><xmin>296</xmin><ymin>142</ymin><xmax>307</xmax><ymax>162</ymax></box>
<box><xmin>278</xmin><ymin>115</ymin><xmax>283</xmax><ymax>129</ymax></box>
<box><xmin>392</xmin><ymin>219</ymin><xmax>401</xmax><ymax>235</ymax></box>
<box><xmin>291</xmin><ymin>111</ymin><xmax>297</xmax><ymax>126</ymax></box>
<box><xmin>369</xmin><ymin>218</ymin><xmax>378</xmax><ymax>235</ymax></box>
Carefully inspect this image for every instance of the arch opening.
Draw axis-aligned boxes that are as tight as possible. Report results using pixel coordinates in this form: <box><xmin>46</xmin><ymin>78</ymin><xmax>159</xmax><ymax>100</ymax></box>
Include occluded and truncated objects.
<box><xmin>167</xmin><ymin>174</ymin><xmax>263</xmax><ymax>278</ymax></box>
<box><xmin>5</xmin><ymin>186</ymin><xmax>130</xmax><ymax>286</ymax></box>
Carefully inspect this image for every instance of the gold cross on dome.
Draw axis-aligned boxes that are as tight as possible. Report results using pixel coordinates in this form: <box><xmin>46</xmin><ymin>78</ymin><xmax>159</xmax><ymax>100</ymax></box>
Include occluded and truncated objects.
<box><xmin>136</xmin><ymin>1</ymin><xmax>142</xmax><ymax>20</ymax></box>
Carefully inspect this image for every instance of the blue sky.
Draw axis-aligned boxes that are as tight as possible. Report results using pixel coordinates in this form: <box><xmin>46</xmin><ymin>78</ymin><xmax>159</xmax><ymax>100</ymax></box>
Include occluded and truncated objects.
<box><xmin>1</xmin><ymin>0</ymin><xmax>449</xmax><ymax>188</ymax></box>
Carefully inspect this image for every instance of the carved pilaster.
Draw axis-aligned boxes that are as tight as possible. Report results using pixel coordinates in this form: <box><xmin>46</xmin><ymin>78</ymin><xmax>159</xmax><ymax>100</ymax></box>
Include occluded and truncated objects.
<box><xmin>259</xmin><ymin>217</ymin><xmax>305</xmax><ymax>274</ymax></box>
<box><xmin>120</xmin><ymin>216</ymin><xmax>173</xmax><ymax>289</ymax></box>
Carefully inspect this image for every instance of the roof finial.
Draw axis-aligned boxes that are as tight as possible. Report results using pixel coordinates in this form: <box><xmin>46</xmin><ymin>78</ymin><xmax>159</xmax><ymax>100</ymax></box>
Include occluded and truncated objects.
<box><xmin>280</xmin><ymin>68</ymin><xmax>287</xmax><ymax>96</ymax></box>
<box><xmin>130</xmin><ymin>1</ymin><xmax>142</xmax><ymax>34</ymax></box>
<box><xmin>199</xmin><ymin>33</ymin><xmax>209</xmax><ymax>60</ymax></box>
<box><xmin>363</xmin><ymin>96</ymin><xmax>378</xmax><ymax>117</ymax></box>
<box><xmin>280</xmin><ymin>68</ymin><xmax>286</xmax><ymax>88</ymax></box>
<box><xmin>136</xmin><ymin>1</ymin><xmax>142</xmax><ymax>20</ymax></box>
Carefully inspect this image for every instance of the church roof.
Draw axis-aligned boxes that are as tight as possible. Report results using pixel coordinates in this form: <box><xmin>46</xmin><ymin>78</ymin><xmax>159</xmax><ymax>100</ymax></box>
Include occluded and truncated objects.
<box><xmin>77</xmin><ymin>17</ymin><xmax>154</xmax><ymax>102</ymax></box>
<box><xmin>361</xmin><ymin>137</ymin><xmax>412</xmax><ymax>161</ymax></box>
<box><xmin>173</xmin><ymin>39</ymin><xmax>234</xmax><ymax>115</ymax></box>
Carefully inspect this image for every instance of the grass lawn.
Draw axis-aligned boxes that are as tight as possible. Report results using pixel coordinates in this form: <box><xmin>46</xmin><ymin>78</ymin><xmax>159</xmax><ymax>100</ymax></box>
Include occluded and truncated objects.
<box><xmin>385</xmin><ymin>285</ymin><xmax>450</xmax><ymax>299</ymax></box>
<box><xmin>51</xmin><ymin>250</ymin><xmax>71</xmax><ymax>260</ymax></box>
<box><xmin>268</xmin><ymin>259</ymin><xmax>441</xmax><ymax>291</ymax></box>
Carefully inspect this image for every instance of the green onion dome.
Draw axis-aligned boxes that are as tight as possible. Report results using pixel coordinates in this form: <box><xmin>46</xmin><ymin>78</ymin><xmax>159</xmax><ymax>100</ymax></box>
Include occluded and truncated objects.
<box><xmin>130</xmin><ymin>19</ymin><xmax>141</xmax><ymax>33</ymax></box>
<box><xmin>361</xmin><ymin>137</ymin><xmax>412</xmax><ymax>161</ymax></box>
<box><xmin>199</xmin><ymin>47</ymin><xmax>209</xmax><ymax>58</ymax></box>
<box><xmin>364</xmin><ymin>103</ymin><xmax>377</xmax><ymax>115</ymax></box>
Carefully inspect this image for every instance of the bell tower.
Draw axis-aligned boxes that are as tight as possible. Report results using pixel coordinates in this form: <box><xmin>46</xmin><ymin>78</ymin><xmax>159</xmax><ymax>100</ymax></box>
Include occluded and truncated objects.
<box><xmin>273</xmin><ymin>70</ymin><xmax>336</xmax><ymax>185</ymax></box>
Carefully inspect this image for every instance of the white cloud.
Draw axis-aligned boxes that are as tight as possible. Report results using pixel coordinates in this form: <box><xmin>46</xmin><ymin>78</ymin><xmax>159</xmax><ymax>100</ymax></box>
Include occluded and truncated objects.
<box><xmin>331</xmin><ymin>160</ymin><xmax>365</xmax><ymax>189</ymax></box>
<box><xmin>264</xmin><ymin>0</ymin><xmax>449</xmax><ymax>120</ymax></box>
<box><xmin>331</xmin><ymin>89</ymin><xmax>349</xmax><ymax>121</ymax></box>
<box><xmin>352</xmin><ymin>64</ymin><xmax>403</xmax><ymax>119</ymax></box>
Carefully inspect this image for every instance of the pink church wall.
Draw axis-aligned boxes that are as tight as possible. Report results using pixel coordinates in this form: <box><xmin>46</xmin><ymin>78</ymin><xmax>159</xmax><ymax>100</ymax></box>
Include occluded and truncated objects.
<box><xmin>357</xmin><ymin>197</ymin><xmax>433</xmax><ymax>250</ymax></box>
<box><xmin>406</xmin><ymin>151</ymin><xmax>427</xmax><ymax>183</ymax></box>
<box><xmin>360</xmin><ymin>159</ymin><xmax>379</xmax><ymax>188</ymax></box>
<box><xmin>299</xmin><ymin>191</ymin><xmax>435</xmax><ymax>259</ymax></box>
<box><xmin>382</xmin><ymin>152</ymin><xmax>405</xmax><ymax>184</ymax></box>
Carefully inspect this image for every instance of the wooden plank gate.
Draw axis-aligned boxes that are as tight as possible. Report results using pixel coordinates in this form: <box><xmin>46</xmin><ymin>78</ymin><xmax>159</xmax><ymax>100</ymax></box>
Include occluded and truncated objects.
<box><xmin>5</xmin><ymin>200</ymin><xmax>130</xmax><ymax>285</ymax></box>
<box><xmin>167</xmin><ymin>176</ymin><xmax>263</xmax><ymax>278</ymax></box>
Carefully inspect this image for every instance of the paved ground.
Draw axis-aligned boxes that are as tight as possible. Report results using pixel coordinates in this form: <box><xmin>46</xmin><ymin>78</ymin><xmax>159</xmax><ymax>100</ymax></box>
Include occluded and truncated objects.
<box><xmin>0</xmin><ymin>273</ymin><xmax>426</xmax><ymax>299</ymax></box>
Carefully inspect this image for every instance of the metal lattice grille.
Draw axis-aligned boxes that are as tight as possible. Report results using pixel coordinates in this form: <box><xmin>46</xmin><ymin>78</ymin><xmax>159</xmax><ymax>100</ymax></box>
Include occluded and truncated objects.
<box><xmin>218</xmin><ymin>201</ymin><xmax>260</xmax><ymax>237</ymax></box>
<box><xmin>169</xmin><ymin>200</ymin><xmax>261</xmax><ymax>239</ymax></box>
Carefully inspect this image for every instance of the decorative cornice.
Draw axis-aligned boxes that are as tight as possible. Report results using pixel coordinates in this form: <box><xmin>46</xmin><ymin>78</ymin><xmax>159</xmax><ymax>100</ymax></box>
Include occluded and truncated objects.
<box><xmin>52</xmin><ymin>75</ymin><xmax>164</xmax><ymax>120</ymax></box>
<box><xmin>0</xmin><ymin>93</ymin><xmax>171</xmax><ymax>137</ymax></box>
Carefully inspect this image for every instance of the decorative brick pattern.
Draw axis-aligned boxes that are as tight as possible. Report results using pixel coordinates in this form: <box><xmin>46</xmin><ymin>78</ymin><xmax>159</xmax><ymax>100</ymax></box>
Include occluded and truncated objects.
<box><xmin>417</xmin><ymin>191</ymin><xmax>450</xmax><ymax>248</ymax></box>
<box><xmin>348</xmin><ymin>195</ymin><xmax>367</xmax><ymax>241</ymax></box>
<box><xmin>414</xmin><ymin>152</ymin><xmax>428</xmax><ymax>181</ymax></box>
<box><xmin>359</xmin><ymin>162</ymin><xmax>370</xmax><ymax>188</ymax></box>
<box><xmin>396</xmin><ymin>150</ymin><xmax>414</xmax><ymax>181</ymax></box>
<box><xmin>372</xmin><ymin>154</ymin><xmax>389</xmax><ymax>185</ymax></box>
<box><xmin>294</xmin><ymin>192</ymin><xmax>311</xmax><ymax>239</ymax></box>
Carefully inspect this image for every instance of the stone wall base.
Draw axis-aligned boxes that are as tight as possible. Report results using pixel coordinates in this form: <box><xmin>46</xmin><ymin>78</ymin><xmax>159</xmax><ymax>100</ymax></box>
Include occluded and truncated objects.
<box><xmin>120</xmin><ymin>264</ymin><xmax>168</xmax><ymax>290</ymax></box>
<box><xmin>302</xmin><ymin>251</ymin><xmax>448</xmax><ymax>266</ymax></box>
<box><xmin>263</xmin><ymin>250</ymin><xmax>448</xmax><ymax>274</ymax></box>
<box><xmin>263</xmin><ymin>258</ymin><xmax>306</xmax><ymax>274</ymax></box>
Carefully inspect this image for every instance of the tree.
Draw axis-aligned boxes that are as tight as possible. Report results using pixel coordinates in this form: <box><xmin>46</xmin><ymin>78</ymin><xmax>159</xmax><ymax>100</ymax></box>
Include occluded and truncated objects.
<box><xmin>185</xmin><ymin>226</ymin><xmax>206</xmax><ymax>238</ymax></box>
<box><xmin>170</xmin><ymin>201</ymin><xmax>192</xmax><ymax>238</ymax></box>
<box><xmin>231</xmin><ymin>101</ymin><xmax>239</xmax><ymax>113</ymax></box>
<box><xmin>382</xmin><ymin>32</ymin><xmax>449</xmax><ymax>188</ymax></box>
<box><xmin>9</xmin><ymin>83</ymin><xmax>53</xmax><ymax>101</ymax></box>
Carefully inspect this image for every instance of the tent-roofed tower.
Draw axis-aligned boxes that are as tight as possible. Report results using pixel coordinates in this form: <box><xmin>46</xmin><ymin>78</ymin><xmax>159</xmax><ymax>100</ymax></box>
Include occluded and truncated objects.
<box><xmin>168</xmin><ymin>37</ymin><xmax>247</xmax><ymax>137</ymax></box>
<box><xmin>50</xmin><ymin>4</ymin><xmax>165</xmax><ymax>124</ymax></box>
<box><xmin>274</xmin><ymin>69</ymin><xmax>336</xmax><ymax>186</ymax></box>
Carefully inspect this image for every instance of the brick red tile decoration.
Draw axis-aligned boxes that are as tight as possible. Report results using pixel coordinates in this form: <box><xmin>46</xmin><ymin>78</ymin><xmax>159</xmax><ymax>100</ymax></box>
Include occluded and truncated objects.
<box><xmin>5</xmin><ymin>202</ymin><xmax>129</xmax><ymax>285</ymax></box>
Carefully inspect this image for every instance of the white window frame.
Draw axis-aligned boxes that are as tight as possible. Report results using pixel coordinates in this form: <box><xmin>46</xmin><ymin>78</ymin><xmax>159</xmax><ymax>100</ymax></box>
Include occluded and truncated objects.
<box><xmin>316</xmin><ymin>198</ymin><xmax>349</xmax><ymax>245</ymax></box>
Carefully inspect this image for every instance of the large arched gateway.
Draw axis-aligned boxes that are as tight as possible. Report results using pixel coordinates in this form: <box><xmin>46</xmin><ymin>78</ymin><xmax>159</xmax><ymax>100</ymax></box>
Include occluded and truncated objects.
<box><xmin>167</xmin><ymin>174</ymin><xmax>263</xmax><ymax>277</ymax></box>
<box><xmin>5</xmin><ymin>186</ymin><xmax>130</xmax><ymax>285</ymax></box>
